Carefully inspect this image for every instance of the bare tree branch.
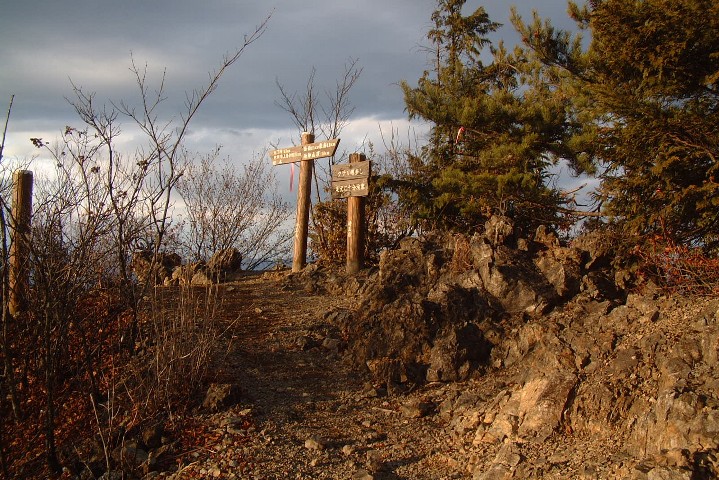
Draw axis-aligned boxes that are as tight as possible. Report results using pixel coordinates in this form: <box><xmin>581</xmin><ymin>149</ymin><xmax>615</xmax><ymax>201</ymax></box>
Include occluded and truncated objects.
<box><xmin>0</xmin><ymin>95</ymin><xmax>13</xmax><ymax>164</ymax></box>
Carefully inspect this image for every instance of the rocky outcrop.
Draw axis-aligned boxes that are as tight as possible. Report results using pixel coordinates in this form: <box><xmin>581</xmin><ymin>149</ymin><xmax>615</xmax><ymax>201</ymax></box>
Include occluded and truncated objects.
<box><xmin>315</xmin><ymin>217</ymin><xmax>718</xmax><ymax>478</ymax></box>
<box><xmin>329</xmin><ymin>217</ymin><xmax>601</xmax><ymax>390</ymax></box>
<box><xmin>441</xmin><ymin>291</ymin><xmax>719</xmax><ymax>479</ymax></box>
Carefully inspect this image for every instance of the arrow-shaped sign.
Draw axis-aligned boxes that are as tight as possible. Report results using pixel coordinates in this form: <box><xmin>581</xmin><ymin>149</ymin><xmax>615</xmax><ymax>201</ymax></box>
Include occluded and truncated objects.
<box><xmin>269</xmin><ymin>138</ymin><xmax>340</xmax><ymax>165</ymax></box>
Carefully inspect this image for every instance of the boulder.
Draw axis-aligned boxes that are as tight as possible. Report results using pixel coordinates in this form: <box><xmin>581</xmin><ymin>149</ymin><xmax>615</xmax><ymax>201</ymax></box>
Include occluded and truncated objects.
<box><xmin>132</xmin><ymin>250</ymin><xmax>182</xmax><ymax>285</ymax></box>
<box><xmin>207</xmin><ymin>248</ymin><xmax>243</xmax><ymax>274</ymax></box>
<box><xmin>202</xmin><ymin>383</ymin><xmax>242</xmax><ymax>412</ymax></box>
<box><xmin>170</xmin><ymin>262</ymin><xmax>205</xmax><ymax>286</ymax></box>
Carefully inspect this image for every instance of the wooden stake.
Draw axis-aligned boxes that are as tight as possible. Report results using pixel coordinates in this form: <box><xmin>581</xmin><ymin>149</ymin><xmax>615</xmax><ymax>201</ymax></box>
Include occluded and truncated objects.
<box><xmin>9</xmin><ymin>170</ymin><xmax>33</xmax><ymax>315</ymax></box>
<box><xmin>346</xmin><ymin>153</ymin><xmax>366</xmax><ymax>275</ymax></box>
<box><xmin>292</xmin><ymin>132</ymin><xmax>314</xmax><ymax>272</ymax></box>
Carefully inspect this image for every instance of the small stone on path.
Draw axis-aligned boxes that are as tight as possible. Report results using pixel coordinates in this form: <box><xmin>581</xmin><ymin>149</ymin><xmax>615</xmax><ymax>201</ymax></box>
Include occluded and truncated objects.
<box><xmin>305</xmin><ymin>435</ymin><xmax>326</xmax><ymax>451</ymax></box>
<box><xmin>352</xmin><ymin>469</ymin><xmax>374</xmax><ymax>480</ymax></box>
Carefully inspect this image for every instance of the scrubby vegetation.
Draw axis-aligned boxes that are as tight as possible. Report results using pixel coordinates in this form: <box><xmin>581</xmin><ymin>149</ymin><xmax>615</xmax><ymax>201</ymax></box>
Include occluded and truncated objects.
<box><xmin>0</xmin><ymin>0</ymin><xmax>717</xmax><ymax>478</ymax></box>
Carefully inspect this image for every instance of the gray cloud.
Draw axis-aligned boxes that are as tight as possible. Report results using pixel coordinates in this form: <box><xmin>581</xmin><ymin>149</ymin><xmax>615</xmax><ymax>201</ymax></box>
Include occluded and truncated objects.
<box><xmin>1</xmin><ymin>0</ymin><xmax>578</xmax><ymax>159</ymax></box>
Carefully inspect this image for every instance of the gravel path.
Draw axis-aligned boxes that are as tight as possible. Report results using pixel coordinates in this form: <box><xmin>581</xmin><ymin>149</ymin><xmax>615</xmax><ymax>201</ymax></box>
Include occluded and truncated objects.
<box><xmin>159</xmin><ymin>272</ymin><xmax>467</xmax><ymax>480</ymax></box>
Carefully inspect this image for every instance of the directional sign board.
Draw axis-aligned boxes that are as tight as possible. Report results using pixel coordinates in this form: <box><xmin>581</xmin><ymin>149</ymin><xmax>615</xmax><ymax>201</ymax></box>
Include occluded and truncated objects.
<box><xmin>331</xmin><ymin>160</ymin><xmax>371</xmax><ymax>199</ymax></box>
<box><xmin>269</xmin><ymin>138</ymin><xmax>340</xmax><ymax>165</ymax></box>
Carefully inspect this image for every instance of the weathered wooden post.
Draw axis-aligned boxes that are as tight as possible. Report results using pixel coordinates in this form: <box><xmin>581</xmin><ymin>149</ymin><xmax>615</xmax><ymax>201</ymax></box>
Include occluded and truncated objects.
<box><xmin>269</xmin><ymin>134</ymin><xmax>340</xmax><ymax>273</ymax></box>
<box><xmin>331</xmin><ymin>154</ymin><xmax>371</xmax><ymax>275</ymax></box>
<box><xmin>9</xmin><ymin>170</ymin><xmax>33</xmax><ymax>315</ymax></box>
<box><xmin>293</xmin><ymin>132</ymin><xmax>314</xmax><ymax>272</ymax></box>
<box><xmin>346</xmin><ymin>153</ymin><xmax>366</xmax><ymax>274</ymax></box>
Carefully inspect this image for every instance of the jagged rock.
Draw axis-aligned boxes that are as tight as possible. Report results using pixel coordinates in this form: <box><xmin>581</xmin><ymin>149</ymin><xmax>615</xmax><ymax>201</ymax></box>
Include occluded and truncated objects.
<box><xmin>581</xmin><ymin>270</ymin><xmax>622</xmax><ymax>300</ymax></box>
<box><xmin>207</xmin><ymin>248</ymin><xmax>243</xmax><ymax>274</ymax></box>
<box><xmin>170</xmin><ymin>262</ymin><xmax>205</xmax><ymax>286</ymax></box>
<box><xmin>366</xmin><ymin>358</ymin><xmax>407</xmax><ymax>387</ymax></box>
<box><xmin>352</xmin><ymin>470</ymin><xmax>374</xmax><ymax>480</ymax></box>
<box><xmin>304</xmin><ymin>435</ymin><xmax>326</xmax><ymax>451</ymax></box>
<box><xmin>345</xmin><ymin>286</ymin><xmax>493</xmax><ymax>387</ymax></box>
<box><xmin>400</xmin><ymin>398</ymin><xmax>434</xmax><ymax>418</ymax></box>
<box><xmin>296</xmin><ymin>335</ymin><xmax>319</xmax><ymax>351</ymax></box>
<box><xmin>515</xmin><ymin>371</ymin><xmax>577</xmax><ymax>442</ymax></box>
<box><xmin>202</xmin><ymin>383</ymin><xmax>242</xmax><ymax>412</ymax></box>
<box><xmin>473</xmin><ymin>463</ymin><xmax>513</xmax><ymax>480</ymax></box>
<box><xmin>468</xmin><ymin>236</ymin><xmax>558</xmax><ymax>314</ymax></box>
<box><xmin>378</xmin><ymin>236</ymin><xmax>442</xmax><ymax>291</ymax></box>
<box><xmin>426</xmin><ymin>322</ymin><xmax>489</xmax><ymax>382</ymax></box>
<box><xmin>332</xmin><ymin>220</ymin><xmax>627</xmax><ymax>391</ymax></box>
<box><xmin>141</xmin><ymin>422</ymin><xmax>165</xmax><ymax>450</ymax></box>
<box><xmin>132</xmin><ymin>250</ymin><xmax>182</xmax><ymax>285</ymax></box>
<box><xmin>322</xmin><ymin>337</ymin><xmax>342</xmax><ymax>352</ymax></box>
<box><xmin>474</xmin><ymin>442</ymin><xmax>524</xmax><ymax>479</ymax></box>
<box><xmin>365</xmin><ymin>449</ymin><xmax>385</xmax><ymax>473</ymax></box>
<box><xmin>635</xmin><ymin>466</ymin><xmax>692</xmax><ymax>480</ymax></box>
<box><xmin>472</xmin><ymin>355</ymin><xmax>576</xmax><ymax>445</ymax></box>
<box><xmin>571</xmin><ymin>229</ymin><xmax>616</xmax><ymax>270</ymax></box>
<box><xmin>534</xmin><ymin>247</ymin><xmax>583</xmax><ymax>299</ymax></box>
<box><xmin>116</xmin><ymin>444</ymin><xmax>148</xmax><ymax>468</ymax></box>
<box><xmin>270</xmin><ymin>218</ymin><xmax>719</xmax><ymax>478</ymax></box>
<box><xmin>534</xmin><ymin>224</ymin><xmax>560</xmax><ymax>249</ymax></box>
<box><xmin>191</xmin><ymin>270</ymin><xmax>214</xmax><ymax>286</ymax></box>
<box><xmin>484</xmin><ymin>215</ymin><xmax>515</xmax><ymax>247</ymax></box>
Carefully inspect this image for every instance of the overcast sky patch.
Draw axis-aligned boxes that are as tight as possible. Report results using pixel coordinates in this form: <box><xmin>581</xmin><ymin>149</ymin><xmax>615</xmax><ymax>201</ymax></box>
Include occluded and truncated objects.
<box><xmin>2</xmin><ymin>1</ymin><xmax>578</xmax><ymax>169</ymax></box>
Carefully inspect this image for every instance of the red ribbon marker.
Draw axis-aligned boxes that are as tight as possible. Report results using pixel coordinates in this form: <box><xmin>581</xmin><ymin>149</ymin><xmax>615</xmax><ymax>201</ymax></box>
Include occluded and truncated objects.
<box><xmin>290</xmin><ymin>162</ymin><xmax>295</xmax><ymax>191</ymax></box>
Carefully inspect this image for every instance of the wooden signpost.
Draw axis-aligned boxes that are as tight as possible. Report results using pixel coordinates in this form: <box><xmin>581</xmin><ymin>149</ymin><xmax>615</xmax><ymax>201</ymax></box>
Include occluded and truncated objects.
<box><xmin>269</xmin><ymin>133</ymin><xmax>340</xmax><ymax>272</ymax></box>
<box><xmin>332</xmin><ymin>153</ymin><xmax>371</xmax><ymax>274</ymax></box>
<box><xmin>9</xmin><ymin>170</ymin><xmax>33</xmax><ymax>315</ymax></box>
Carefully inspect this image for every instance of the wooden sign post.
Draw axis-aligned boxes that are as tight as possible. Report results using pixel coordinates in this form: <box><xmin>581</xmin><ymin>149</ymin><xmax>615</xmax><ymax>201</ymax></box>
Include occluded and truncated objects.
<box><xmin>270</xmin><ymin>134</ymin><xmax>340</xmax><ymax>272</ymax></box>
<box><xmin>331</xmin><ymin>153</ymin><xmax>371</xmax><ymax>275</ymax></box>
<box><xmin>9</xmin><ymin>170</ymin><xmax>33</xmax><ymax>315</ymax></box>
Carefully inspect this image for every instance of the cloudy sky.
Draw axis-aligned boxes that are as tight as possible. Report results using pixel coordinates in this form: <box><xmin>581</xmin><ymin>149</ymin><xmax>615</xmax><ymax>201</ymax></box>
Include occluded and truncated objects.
<box><xmin>1</xmin><ymin>1</ymin><xmax>579</xmax><ymax>188</ymax></box>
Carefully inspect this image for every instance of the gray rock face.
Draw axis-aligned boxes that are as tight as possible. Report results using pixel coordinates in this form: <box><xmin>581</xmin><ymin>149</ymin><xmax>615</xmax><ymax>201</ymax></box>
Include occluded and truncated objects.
<box><xmin>468</xmin><ymin>237</ymin><xmax>558</xmax><ymax>314</ymax></box>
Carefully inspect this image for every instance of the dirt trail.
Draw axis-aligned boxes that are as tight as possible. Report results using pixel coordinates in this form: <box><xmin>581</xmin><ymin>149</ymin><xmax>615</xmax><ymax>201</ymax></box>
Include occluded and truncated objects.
<box><xmin>171</xmin><ymin>272</ymin><xmax>466</xmax><ymax>480</ymax></box>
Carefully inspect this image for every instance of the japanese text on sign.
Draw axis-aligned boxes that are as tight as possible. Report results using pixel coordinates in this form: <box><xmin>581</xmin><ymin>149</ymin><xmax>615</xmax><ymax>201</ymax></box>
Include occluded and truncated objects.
<box><xmin>269</xmin><ymin>138</ymin><xmax>340</xmax><ymax>165</ymax></box>
<box><xmin>334</xmin><ymin>182</ymin><xmax>367</xmax><ymax>194</ymax></box>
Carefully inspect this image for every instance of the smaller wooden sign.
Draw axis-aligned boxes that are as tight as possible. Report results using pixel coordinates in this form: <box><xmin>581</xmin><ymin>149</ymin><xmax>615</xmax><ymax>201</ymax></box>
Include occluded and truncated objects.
<box><xmin>331</xmin><ymin>159</ymin><xmax>371</xmax><ymax>199</ymax></box>
<box><xmin>332</xmin><ymin>178</ymin><xmax>369</xmax><ymax>199</ymax></box>
<box><xmin>331</xmin><ymin>161</ymin><xmax>370</xmax><ymax>180</ymax></box>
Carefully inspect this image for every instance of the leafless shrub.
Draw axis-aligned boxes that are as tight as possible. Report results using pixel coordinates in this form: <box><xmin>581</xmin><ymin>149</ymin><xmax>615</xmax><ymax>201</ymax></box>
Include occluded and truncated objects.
<box><xmin>126</xmin><ymin>284</ymin><xmax>232</xmax><ymax>419</ymax></box>
<box><xmin>0</xmin><ymin>14</ymin><xmax>271</xmax><ymax>475</ymax></box>
<box><xmin>450</xmin><ymin>234</ymin><xmax>472</xmax><ymax>273</ymax></box>
<box><xmin>177</xmin><ymin>148</ymin><xmax>292</xmax><ymax>269</ymax></box>
<box><xmin>635</xmin><ymin>238</ymin><xmax>719</xmax><ymax>296</ymax></box>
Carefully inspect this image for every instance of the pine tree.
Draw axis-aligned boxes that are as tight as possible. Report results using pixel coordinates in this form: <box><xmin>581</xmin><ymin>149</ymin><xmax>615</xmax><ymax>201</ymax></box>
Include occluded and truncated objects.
<box><xmin>515</xmin><ymin>0</ymin><xmax>719</xmax><ymax>249</ymax></box>
<box><xmin>399</xmin><ymin>0</ymin><xmax>578</xmax><ymax>233</ymax></box>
